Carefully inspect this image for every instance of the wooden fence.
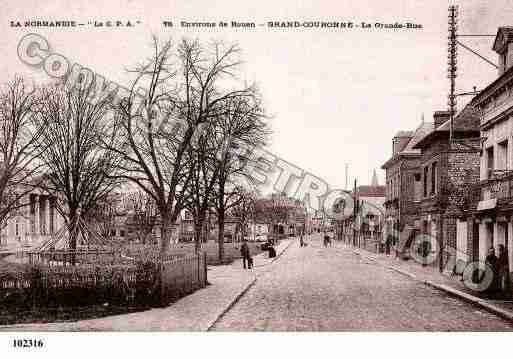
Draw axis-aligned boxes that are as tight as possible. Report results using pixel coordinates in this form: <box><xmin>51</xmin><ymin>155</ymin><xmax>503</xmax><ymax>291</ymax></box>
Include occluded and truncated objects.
<box><xmin>160</xmin><ymin>252</ymin><xmax>207</xmax><ymax>304</ymax></box>
<box><xmin>0</xmin><ymin>252</ymin><xmax>208</xmax><ymax>309</ymax></box>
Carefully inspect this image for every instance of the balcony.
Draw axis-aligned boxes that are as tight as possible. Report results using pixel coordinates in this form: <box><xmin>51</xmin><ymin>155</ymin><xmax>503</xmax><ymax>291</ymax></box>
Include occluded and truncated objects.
<box><xmin>481</xmin><ymin>170</ymin><xmax>513</xmax><ymax>203</ymax></box>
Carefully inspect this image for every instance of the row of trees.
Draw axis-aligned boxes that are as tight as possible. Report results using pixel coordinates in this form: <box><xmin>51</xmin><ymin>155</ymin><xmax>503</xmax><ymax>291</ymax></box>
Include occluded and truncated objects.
<box><xmin>0</xmin><ymin>37</ymin><xmax>270</xmax><ymax>261</ymax></box>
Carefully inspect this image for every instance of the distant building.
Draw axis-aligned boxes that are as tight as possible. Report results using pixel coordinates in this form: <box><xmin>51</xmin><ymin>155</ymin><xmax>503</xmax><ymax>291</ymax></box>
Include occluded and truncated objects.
<box><xmin>335</xmin><ymin>171</ymin><xmax>385</xmax><ymax>253</ymax></box>
<box><xmin>381</xmin><ymin>122</ymin><xmax>433</xmax><ymax>251</ymax></box>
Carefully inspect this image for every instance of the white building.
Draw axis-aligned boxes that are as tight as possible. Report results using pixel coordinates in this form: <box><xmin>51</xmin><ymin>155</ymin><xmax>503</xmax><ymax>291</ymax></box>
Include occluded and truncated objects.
<box><xmin>0</xmin><ymin>189</ymin><xmax>64</xmax><ymax>249</ymax></box>
<box><xmin>474</xmin><ymin>27</ymin><xmax>513</xmax><ymax>270</ymax></box>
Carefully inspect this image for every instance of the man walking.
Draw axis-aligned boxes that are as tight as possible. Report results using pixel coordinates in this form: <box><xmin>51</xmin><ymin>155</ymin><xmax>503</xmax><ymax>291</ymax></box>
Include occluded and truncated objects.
<box><xmin>240</xmin><ymin>240</ymin><xmax>252</xmax><ymax>269</ymax></box>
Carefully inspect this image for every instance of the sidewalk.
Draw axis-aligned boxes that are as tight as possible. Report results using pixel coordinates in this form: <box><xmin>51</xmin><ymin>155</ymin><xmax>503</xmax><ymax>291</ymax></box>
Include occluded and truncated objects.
<box><xmin>0</xmin><ymin>238</ymin><xmax>294</xmax><ymax>331</ymax></box>
<box><xmin>352</xmin><ymin>244</ymin><xmax>513</xmax><ymax>323</ymax></box>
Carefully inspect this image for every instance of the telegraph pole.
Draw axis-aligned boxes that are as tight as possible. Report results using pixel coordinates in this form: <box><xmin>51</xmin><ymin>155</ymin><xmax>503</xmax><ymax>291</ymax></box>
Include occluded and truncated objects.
<box><xmin>448</xmin><ymin>5</ymin><xmax>458</xmax><ymax>142</ymax></box>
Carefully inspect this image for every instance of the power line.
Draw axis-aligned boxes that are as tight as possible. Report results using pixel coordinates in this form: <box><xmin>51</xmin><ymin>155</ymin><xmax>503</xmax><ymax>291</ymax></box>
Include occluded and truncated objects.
<box><xmin>456</xmin><ymin>40</ymin><xmax>498</xmax><ymax>69</ymax></box>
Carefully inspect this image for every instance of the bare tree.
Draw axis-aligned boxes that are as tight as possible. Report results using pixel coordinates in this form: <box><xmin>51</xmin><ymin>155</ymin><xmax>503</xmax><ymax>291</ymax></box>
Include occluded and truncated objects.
<box><xmin>34</xmin><ymin>83</ymin><xmax>121</xmax><ymax>258</ymax></box>
<box><xmin>184</xmin><ymin>122</ymin><xmax>221</xmax><ymax>252</ymax></box>
<box><xmin>85</xmin><ymin>193</ymin><xmax>122</xmax><ymax>241</ymax></box>
<box><xmin>0</xmin><ymin>77</ymin><xmax>46</xmax><ymax>242</ymax></box>
<box><xmin>211</xmin><ymin>95</ymin><xmax>270</xmax><ymax>261</ymax></box>
<box><xmin>254</xmin><ymin>195</ymin><xmax>292</xmax><ymax>238</ymax></box>
<box><xmin>106</xmin><ymin>37</ymin><xmax>257</xmax><ymax>256</ymax></box>
<box><xmin>124</xmin><ymin>191</ymin><xmax>157</xmax><ymax>245</ymax></box>
<box><xmin>230</xmin><ymin>189</ymin><xmax>257</xmax><ymax>241</ymax></box>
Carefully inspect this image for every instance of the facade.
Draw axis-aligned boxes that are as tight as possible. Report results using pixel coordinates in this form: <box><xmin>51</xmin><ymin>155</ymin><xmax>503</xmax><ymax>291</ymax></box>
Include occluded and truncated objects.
<box><xmin>412</xmin><ymin>107</ymin><xmax>481</xmax><ymax>272</ymax></box>
<box><xmin>335</xmin><ymin>172</ymin><xmax>385</xmax><ymax>253</ymax></box>
<box><xmin>381</xmin><ymin>122</ymin><xmax>433</xmax><ymax>250</ymax></box>
<box><xmin>473</xmin><ymin>27</ymin><xmax>513</xmax><ymax>279</ymax></box>
<box><xmin>0</xmin><ymin>190</ymin><xmax>64</xmax><ymax>249</ymax></box>
<box><xmin>254</xmin><ymin>193</ymin><xmax>307</xmax><ymax>237</ymax></box>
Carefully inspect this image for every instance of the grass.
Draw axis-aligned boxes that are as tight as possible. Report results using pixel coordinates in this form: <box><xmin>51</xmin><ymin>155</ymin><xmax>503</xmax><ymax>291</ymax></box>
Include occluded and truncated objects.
<box><xmin>0</xmin><ymin>240</ymin><xmax>266</xmax><ymax>325</ymax></box>
<box><xmin>169</xmin><ymin>240</ymin><xmax>265</xmax><ymax>265</ymax></box>
<box><xmin>0</xmin><ymin>304</ymin><xmax>153</xmax><ymax>326</ymax></box>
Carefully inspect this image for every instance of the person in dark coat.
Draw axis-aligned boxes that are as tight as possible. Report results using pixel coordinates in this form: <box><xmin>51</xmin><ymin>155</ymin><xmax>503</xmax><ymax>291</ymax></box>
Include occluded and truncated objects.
<box><xmin>485</xmin><ymin>246</ymin><xmax>499</xmax><ymax>293</ymax></box>
<box><xmin>240</xmin><ymin>241</ymin><xmax>251</xmax><ymax>269</ymax></box>
<box><xmin>498</xmin><ymin>244</ymin><xmax>509</xmax><ymax>293</ymax></box>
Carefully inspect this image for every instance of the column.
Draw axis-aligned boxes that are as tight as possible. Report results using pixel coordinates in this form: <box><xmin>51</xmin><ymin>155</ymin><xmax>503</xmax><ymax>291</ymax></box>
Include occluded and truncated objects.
<box><xmin>479</xmin><ymin>222</ymin><xmax>491</xmax><ymax>262</ymax></box>
<box><xmin>39</xmin><ymin>195</ymin><xmax>46</xmax><ymax>236</ymax></box>
<box><xmin>494</xmin><ymin>222</ymin><xmax>501</xmax><ymax>252</ymax></box>
<box><xmin>508</xmin><ymin>221</ymin><xmax>513</xmax><ymax>273</ymax></box>
<box><xmin>25</xmin><ymin>194</ymin><xmax>31</xmax><ymax>244</ymax></box>
<box><xmin>34</xmin><ymin>194</ymin><xmax>39</xmax><ymax>237</ymax></box>
<box><xmin>496</xmin><ymin>221</ymin><xmax>506</xmax><ymax>250</ymax></box>
<box><xmin>47</xmin><ymin>197</ymin><xmax>52</xmax><ymax>235</ymax></box>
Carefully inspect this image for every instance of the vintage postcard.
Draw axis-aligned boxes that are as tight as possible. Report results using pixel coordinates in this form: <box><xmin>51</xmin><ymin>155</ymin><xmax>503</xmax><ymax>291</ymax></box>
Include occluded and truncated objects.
<box><xmin>1</xmin><ymin>0</ymin><xmax>513</xmax><ymax>357</ymax></box>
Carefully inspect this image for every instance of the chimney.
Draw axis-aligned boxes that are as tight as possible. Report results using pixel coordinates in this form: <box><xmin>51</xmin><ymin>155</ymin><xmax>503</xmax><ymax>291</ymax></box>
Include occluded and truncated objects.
<box><xmin>392</xmin><ymin>132</ymin><xmax>413</xmax><ymax>155</ymax></box>
<box><xmin>433</xmin><ymin>111</ymin><xmax>451</xmax><ymax>129</ymax></box>
<box><xmin>493</xmin><ymin>27</ymin><xmax>513</xmax><ymax>77</ymax></box>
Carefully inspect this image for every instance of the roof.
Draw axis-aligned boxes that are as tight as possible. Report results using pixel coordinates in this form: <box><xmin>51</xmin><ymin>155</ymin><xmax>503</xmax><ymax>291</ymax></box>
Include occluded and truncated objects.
<box><xmin>394</xmin><ymin>130</ymin><xmax>414</xmax><ymax>138</ymax></box>
<box><xmin>493</xmin><ymin>27</ymin><xmax>513</xmax><ymax>53</ymax></box>
<box><xmin>473</xmin><ymin>27</ymin><xmax>513</xmax><ymax>107</ymax></box>
<box><xmin>412</xmin><ymin>105</ymin><xmax>480</xmax><ymax>149</ymax></box>
<box><xmin>355</xmin><ymin>185</ymin><xmax>385</xmax><ymax>197</ymax></box>
<box><xmin>401</xmin><ymin>122</ymin><xmax>434</xmax><ymax>153</ymax></box>
<box><xmin>381</xmin><ymin>121</ymin><xmax>434</xmax><ymax>169</ymax></box>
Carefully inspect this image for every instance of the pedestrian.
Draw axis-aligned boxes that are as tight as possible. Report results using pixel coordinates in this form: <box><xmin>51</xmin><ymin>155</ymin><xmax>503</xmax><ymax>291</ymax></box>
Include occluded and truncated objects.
<box><xmin>240</xmin><ymin>240</ymin><xmax>251</xmax><ymax>269</ymax></box>
<box><xmin>268</xmin><ymin>242</ymin><xmax>277</xmax><ymax>258</ymax></box>
<box><xmin>323</xmin><ymin>233</ymin><xmax>331</xmax><ymax>247</ymax></box>
<box><xmin>299</xmin><ymin>232</ymin><xmax>305</xmax><ymax>247</ymax></box>
<box><xmin>485</xmin><ymin>246</ymin><xmax>499</xmax><ymax>293</ymax></box>
<box><xmin>498</xmin><ymin>244</ymin><xmax>509</xmax><ymax>293</ymax></box>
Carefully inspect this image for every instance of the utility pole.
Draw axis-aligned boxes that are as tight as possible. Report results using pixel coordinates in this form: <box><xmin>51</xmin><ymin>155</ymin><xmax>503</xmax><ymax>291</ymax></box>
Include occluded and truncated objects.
<box><xmin>448</xmin><ymin>4</ymin><xmax>458</xmax><ymax>142</ymax></box>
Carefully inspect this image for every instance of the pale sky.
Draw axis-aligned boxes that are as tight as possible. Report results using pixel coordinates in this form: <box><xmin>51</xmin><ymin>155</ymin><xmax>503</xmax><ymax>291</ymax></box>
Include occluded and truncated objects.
<box><xmin>1</xmin><ymin>0</ymin><xmax>512</xmax><ymax>190</ymax></box>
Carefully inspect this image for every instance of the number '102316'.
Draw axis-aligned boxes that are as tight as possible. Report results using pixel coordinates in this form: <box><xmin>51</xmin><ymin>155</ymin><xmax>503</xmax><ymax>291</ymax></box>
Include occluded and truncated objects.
<box><xmin>13</xmin><ymin>339</ymin><xmax>44</xmax><ymax>348</ymax></box>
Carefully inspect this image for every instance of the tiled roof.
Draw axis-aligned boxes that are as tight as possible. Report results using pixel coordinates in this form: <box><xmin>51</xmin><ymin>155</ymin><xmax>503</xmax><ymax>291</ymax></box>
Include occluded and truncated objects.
<box><xmin>394</xmin><ymin>130</ymin><xmax>414</xmax><ymax>138</ymax></box>
<box><xmin>413</xmin><ymin>104</ymin><xmax>480</xmax><ymax>148</ymax></box>
<box><xmin>436</xmin><ymin>104</ymin><xmax>480</xmax><ymax>132</ymax></box>
<box><xmin>400</xmin><ymin>122</ymin><xmax>435</xmax><ymax>154</ymax></box>
<box><xmin>355</xmin><ymin>185</ymin><xmax>385</xmax><ymax>197</ymax></box>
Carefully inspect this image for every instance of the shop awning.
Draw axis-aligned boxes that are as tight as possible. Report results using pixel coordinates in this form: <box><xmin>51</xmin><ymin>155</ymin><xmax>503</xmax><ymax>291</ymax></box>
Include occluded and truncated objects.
<box><xmin>476</xmin><ymin>198</ymin><xmax>497</xmax><ymax>212</ymax></box>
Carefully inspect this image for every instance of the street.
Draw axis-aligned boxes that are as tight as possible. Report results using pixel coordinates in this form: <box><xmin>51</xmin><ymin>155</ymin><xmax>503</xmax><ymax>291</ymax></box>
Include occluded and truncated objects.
<box><xmin>212</xmin><ymin>234</ymin><xmax>513</xmax><ymax>331</ymax></box>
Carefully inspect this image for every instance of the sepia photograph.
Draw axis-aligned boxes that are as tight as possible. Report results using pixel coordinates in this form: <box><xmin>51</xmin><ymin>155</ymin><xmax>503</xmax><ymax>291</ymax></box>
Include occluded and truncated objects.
<box><xmin>2</xmin><ymin>0</ymin><xmax>513</xmax><ymax>357</ymax></box>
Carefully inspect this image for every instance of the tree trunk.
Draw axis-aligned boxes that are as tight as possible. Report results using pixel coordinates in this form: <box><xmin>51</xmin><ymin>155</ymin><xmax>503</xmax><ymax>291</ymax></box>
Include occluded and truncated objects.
<box><xmin>68</xmin><ymin>209</ymin><xmax>79</xmax><ymax>266</ymax></box>
<box><xmin>217</xmin><ymin>211</ymin><xmax>225</xmax><ymax>263</ymax></box>
<box><xmin>194</xmin><ymin>215</ymin><xmax>205</xmax><ymax>253</ymax></box>
<box><xmin>160</xmin><ymin>212</ymin><xmax>171</xmax><ymax>257</ymax></box>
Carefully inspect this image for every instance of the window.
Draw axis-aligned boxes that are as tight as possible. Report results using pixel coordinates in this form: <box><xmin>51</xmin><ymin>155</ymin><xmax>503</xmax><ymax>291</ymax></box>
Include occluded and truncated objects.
<box><xmin>487</xmin><ymin>147</ymin><xmax>495</xmax><ymax>178</ymax></box>
<box><xmin>431</xmin><ymin>162</ymin><xmax>437</xmax><ymax>195</ymax></box>
<box><xmin>499</xmin><ymin>140</ymin><xmax>508</xmax><ymax>170</ymax></box>
<box><xmin>423</xmin><ymin>166</ymin><xmax>428</xmax><ymax>197</ymax></box>
<box><xmin>414</xmin><ymin>173</ymin><xmax>422</xmax><ymax>201</ymax></box>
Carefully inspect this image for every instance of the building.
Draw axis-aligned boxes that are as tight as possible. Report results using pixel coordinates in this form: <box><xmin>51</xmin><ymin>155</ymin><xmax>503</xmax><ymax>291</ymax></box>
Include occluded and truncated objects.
<box><xmin>0</xmin><ymin>189</ymin><xmax>63</xmax><ymax>249</ymax></box>
<box><xmin>254</xmin><ymin>193</ymin><xmax>307</xmax><ymax>237</ymax></box>
<box><xmin>381</xmin><ymin>122</ymin><xmax>434</xmax><ymax>251</ymax></box>
<box><xmin>473</xmin><ymin>27</ymin><xmax>513</xmax><ymax>279</ymax></box>
<box><xmin>335</xmin><ymin>171</ymin><xmax>385</xmax><ymax>253</ymax></box>
<box><xmin>412</xmin><ymin>107</ymin><xmax>481</xmax><ymax>272</ymax></box>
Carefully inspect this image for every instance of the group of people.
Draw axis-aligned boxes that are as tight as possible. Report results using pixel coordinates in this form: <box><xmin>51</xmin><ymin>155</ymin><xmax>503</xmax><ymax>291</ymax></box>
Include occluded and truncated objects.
<box><xmin>485</xmin><ymin>244</ymin><xmax>510</xmax><ymax>294</ymax></box>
